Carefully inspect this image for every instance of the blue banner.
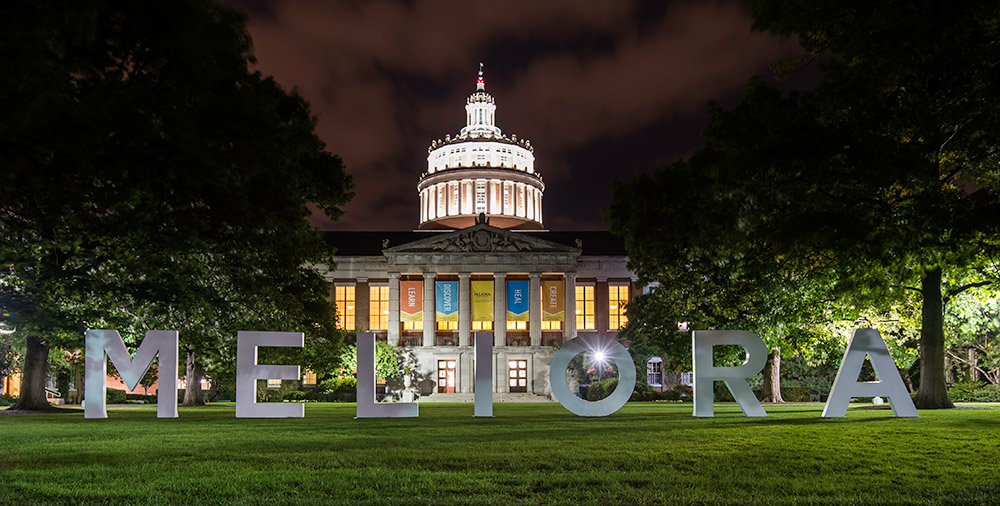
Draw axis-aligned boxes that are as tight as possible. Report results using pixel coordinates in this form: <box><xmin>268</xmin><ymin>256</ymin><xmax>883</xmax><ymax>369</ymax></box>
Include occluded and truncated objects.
<box><xmin>506</xmin><ymin>280</ymin><xmax>529</xmax><ymax>321</ymax></box>
<box><xmin>435</xmin><ymin>281</ymin><xmax>458</xmax><ymax>322</ymax></box>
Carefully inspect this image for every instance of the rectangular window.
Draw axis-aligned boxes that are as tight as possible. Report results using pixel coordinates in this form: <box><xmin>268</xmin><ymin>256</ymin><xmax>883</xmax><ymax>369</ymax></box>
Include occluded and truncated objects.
<box><xmin>302</xmin><ymin>370</ymin><xmax>318</xmax><ymax>387</ymax></box>
<box><xmin>438</xmin><ymin>321</ymin><xmax>458</xmax><ymax>330</ymax></box>
<box><xmin>334</xmin><ymin>285</ymin><xmax>356</xmax><ymax>330</ymax></box>
<box><xmin>369</xmin><ymin>286</ymin><xmax>389</xmax><ymax>330</ymax></box>
<box><xmin>540</xmin><ymin>320</ymin><xmax>562</xmax><ymax>330</ymax></box>
<box><xmin>506</xmin><ymin>320</ymin><xmax>527</xmax><ymax>330</ymax></box>
<box><xmin>437</xmin><ymin>360</ymin><xmax>457</xmax><ymax>393</ymax></box>
<box><xmin>266</xmin><ymin>379</ymin><xmax>281</xmax><ymax>389</ymax></box>
<box><xmin>647</xmin><ymin>360</ymin><xmax>662</xmax><ymax>386</ymax></box>
<box><xmin>472</xmin><ymin>320</ymin><xmax>493</xmax><ymax>331</ymax></box>
<box><xmin>475</xmin><ymin>181</ymin><xmax>487</xmax><ymax>213</ymax></box>
<box><xmin>609</xmin><ymin>285</ymin><xmax>630</xmax><ymax>330</ymax></box>
<box><xmin>508</xmin><ymin>360</ymin><xmax>528</xmax><ymax>392</ymax></box>
<box><xmin>402</xmin><ymin>320</ymin><xmax>423</xmax><ymax>331</ymax></box>
<box><xmin>575</xmin><ymin>285</ymin><xmax>595</xmax><ymax>330</ymax></box>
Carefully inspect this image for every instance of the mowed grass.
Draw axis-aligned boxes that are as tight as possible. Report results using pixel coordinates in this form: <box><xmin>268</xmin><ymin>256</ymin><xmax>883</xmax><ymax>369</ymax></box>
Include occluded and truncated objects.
<box><xmin>1</xmin><ymin>402</ymin><xmax>999</xmax><ymax>505</ymax></box>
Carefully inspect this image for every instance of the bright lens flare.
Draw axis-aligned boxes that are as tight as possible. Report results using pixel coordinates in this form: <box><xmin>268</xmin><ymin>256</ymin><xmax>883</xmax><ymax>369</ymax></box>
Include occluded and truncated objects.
<box><xmin>592</xmin><ymin>351</ymin><xmax>606</xmax><ymax>363</ymax></box>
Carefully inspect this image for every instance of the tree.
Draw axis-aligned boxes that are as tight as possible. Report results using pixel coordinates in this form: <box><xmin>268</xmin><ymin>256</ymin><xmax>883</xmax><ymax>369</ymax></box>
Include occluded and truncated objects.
<box><xmin>0</xmin><ymin>0</ymin><xmax>353</xmax><ymax>410</ymax></box>
<box><xmin>337</xmin><ymin>342</ymin><xmax>405</xmax><ymax>383</ymax></box>
<box><xmin>612</xmin><ymin>1</ymin><xmax>1000</xmax><ymax>409</ymax></box>
<box><xmin>747</xmin><ymin>0</ymin><xmax>1000</xmax><ymax>408</ymax></box>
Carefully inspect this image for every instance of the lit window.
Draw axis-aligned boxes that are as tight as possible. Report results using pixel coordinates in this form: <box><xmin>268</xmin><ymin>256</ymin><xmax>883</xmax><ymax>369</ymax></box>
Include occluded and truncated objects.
<box><xmin>540</xmin><ymin>320</ymin><xmax>561</xmax><ymax>330</ymax></box>
<box><xmin>506</xmin><ymin>320</ymin><xmax>527</xmax><ymax>330</ymax></box>
<box><xmin>472</xmin><ymin>320</ymin><xmax>493</xmax><ymax>330</ymax></box>
<box><xmin>302</xmin><ymin>371</ymin><xmax>317</xmax><ymax>386</ymax></box>
<box><xmin>402</xmin><ymin>320</ymin><xmax>423</xmax><ymax>331</ymax></box>
<box><xmin>369</xmin><ymin>286</ymin><xmax>389</xmax><ymax>330</ymax></box>
<box><xmin>437</xmin><ymin>360</ymin><xmax>457</xmax><ymax>393</ymax></box>
<box><xmin>438</xmin><ymin>321</ymin><xmax>458</xmax><ymax>330</ymax></box>
<box><xmin>609</xmin><ymin>285</ymin><xmax>630</xmax><ymax>330</ymax></box>
<box><xmin>647</xmin><ymin>358</ymin><xmax>662</xmax><ymax>386</ymax></box>
<box><xmin>508</xmin><ymin>360</ymin><xmax>528</xmax><ymax>392</ymax></box>
<box><xmin>575</xmin><ymin>285</ymin><xmax>595</xmax><ymax>330</ymax></box>
<box><xmin>266</xmin><ymin>379</ymin><xmax>281</xmax><ymax>389</ymax></box>
<box><xmin>334</xmin><ymin>285</ymin><xmax>356</xmax><ymax>330</ymax></box>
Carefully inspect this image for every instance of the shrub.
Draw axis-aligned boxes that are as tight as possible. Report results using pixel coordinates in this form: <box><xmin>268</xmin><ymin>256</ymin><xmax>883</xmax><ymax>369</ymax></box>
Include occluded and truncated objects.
<box><xmin>126</xmin><ymin>393</ymin><xmax>158</xmax><ymax>403</ymax></box>
<box><xmin>106</xmin><ymin>388</ymin><xmax>127</xmax><ymax>404</ymax></box>
<box><xmin>949</xmin><ymin>382</ymin><xmax>1000</xmax><ymax>402</ymax></box>
<box><xmin>0</xmin><ymin>394</ymin><xmax>15</xmax><ymax>406</ymax></box>
<box><xmin>587</xmin><ymin>377</ymin><xmax>619</xmax><ymax>401</ymax></box>
<box><xmin>283</xmin><ymin>390</ymin><xmax>307</xmax><ymax>401</ymax></box>
<box><xmin>320</xmin><ymin>377</ymin><xmax>357</xmax><ymax>402</ymax></box>
<box><xmin>781</xmin><ymin>386</ymin><xmax>812</xmax><ymax>402</ymax></box>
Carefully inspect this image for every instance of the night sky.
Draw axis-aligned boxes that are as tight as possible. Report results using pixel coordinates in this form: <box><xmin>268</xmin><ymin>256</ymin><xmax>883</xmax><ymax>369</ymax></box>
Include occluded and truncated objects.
<box><xmin>226</xmin><ymin>0</ymin><xmax>809</xmax><ymax>231</ymax></box>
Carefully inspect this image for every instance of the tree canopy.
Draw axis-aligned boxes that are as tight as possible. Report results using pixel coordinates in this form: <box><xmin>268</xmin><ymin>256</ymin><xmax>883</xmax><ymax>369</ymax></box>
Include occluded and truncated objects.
<box><xmin>0</xmin><ymin>0</ymin><xmax>353</xmax><ymax>409</ymax></box>
<box><xmin>610</xmin><ymin>0</ymin><xmax>1000</xmax><ymax>408</ymax></box>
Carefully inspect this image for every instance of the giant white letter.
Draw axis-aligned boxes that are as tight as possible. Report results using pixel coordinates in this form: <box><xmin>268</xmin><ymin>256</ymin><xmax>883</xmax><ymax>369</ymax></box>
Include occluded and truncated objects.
<box><xmin>355</xmin><ymin>332</ymin><xmax>418</xmax><ymax>418</ymax></box>
<box><xmin>692</xmin><ymin>330</ymin><xmax>768</xmax><ymax>417</ymax></box>
<box><xmin>85</xmin><ymin>329</ymin><xmax>178</xmax><ymax>419</ymax></box>
<box><xmin>235</xmin><ymin>331</ymin><xmax>304</xmax><ymax>418</ymax></box>
<box><xmin>822</xmin><ymin>328</ymin><xmax>918</xmax><ymax>418</ymax></box>
<box><xmin>550</xmin><ymin>334</ymin><xmax>636</xmax><ymax>417</ymax></box>
<box><xmin>474</xmin><ymin>331</ymin><xmax>493</xmax><ymax>417</ymax></box>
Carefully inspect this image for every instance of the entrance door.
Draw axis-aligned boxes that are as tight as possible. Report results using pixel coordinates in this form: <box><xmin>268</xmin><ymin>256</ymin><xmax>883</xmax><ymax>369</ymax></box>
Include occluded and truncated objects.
<box><xmin>437</xmin><ymin>360</ymin><xmax>456</xmax><ymax>393</ymax></box>
<box><xmin>508</xmin><ymin>360</ymin><xmax>528</xmax><ymax>393</ymax></box>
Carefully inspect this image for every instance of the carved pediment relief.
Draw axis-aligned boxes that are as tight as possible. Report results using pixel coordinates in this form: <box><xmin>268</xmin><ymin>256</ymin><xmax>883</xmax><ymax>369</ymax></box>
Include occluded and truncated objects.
<box><xmin>384</xmin><ymin>223</ymin><xmax>579</xmax><ymax>255</ymax></box>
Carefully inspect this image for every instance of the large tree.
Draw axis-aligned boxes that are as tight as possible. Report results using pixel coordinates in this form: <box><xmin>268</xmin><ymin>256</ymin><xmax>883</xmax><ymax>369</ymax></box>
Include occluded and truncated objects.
<box><xmin>612</xmin><ymin>0</ymin><xmax>1000</xmax><ymax>409</ymax></box>
<box><xmin>0</xmin><ymin>0</ymin><xmax>352</xmax><ymax>410</ymax></box>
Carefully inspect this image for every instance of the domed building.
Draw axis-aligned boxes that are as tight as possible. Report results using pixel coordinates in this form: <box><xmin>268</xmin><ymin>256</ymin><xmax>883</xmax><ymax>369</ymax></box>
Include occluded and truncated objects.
<box><xmin>316</xmin><ymin>66</ymin><xmax>670</xmax><ymax>402</ymax></box>
<box><xmin>419</xmin><ymin>66</ymin><xmax>544</xmax><ymax>230</ymax></box>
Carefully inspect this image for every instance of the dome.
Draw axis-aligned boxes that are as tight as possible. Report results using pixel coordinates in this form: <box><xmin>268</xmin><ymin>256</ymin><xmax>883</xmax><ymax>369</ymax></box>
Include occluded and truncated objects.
<box><xmin>418</xmin><ymin>64</ymin><xmax>544</xmax><ymax>230</ymax></box>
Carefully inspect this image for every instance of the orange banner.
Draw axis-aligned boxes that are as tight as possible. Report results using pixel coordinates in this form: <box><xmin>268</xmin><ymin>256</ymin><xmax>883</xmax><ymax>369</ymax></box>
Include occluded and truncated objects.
<box><xmin>400</xmin><ymin>281</ymin><xmax>423</xmax><ymax>322</ymax></box>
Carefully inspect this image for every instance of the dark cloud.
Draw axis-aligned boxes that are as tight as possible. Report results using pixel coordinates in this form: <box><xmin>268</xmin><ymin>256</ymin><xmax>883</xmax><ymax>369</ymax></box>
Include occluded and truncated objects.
<box><xmin>231</xmin><ymin>0</ymin><xmax>800</xmax><ymax>230</ymax></box>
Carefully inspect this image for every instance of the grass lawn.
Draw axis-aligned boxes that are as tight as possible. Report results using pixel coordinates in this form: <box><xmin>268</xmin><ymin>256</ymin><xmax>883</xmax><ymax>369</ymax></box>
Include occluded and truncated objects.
<box><xmin>1</xmin><ymin>402</ymin><xmax>999</xmax><ymax>505</ymax></box>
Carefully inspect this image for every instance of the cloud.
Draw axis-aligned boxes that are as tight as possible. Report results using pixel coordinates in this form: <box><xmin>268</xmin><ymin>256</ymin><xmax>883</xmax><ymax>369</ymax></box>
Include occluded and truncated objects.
<box><xmin>238</xmin><ymin>0</ymin><xmax>799</xmax><ymax>230</ymax></box>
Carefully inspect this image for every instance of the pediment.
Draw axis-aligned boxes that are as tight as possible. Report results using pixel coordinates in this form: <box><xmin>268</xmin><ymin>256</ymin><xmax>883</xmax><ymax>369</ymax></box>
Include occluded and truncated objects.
<box><xmin>384</xmin><ymin>223</ymin><xmax>580</xmax><ymax>255</ymax></box>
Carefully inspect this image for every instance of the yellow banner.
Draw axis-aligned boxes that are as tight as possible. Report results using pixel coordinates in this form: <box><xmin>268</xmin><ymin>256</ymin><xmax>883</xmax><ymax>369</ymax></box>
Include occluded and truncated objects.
<box><xmin>471</xmin><ymin>280</ymin><xmax>493</xmax><ymax>321</ymax></box>
<box><xmin>542</xmin><ymin>280</ymin><xmax>564</xmax><ymax>321</ymax></box>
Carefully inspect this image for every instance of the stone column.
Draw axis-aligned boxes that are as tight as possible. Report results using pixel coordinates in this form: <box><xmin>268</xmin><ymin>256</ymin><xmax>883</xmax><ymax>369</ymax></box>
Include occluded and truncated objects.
<box><xmin>458</xmin><ymin>273</ymin><xmax>471</xmax><ymax>347</ymax></box>
<box><xmin>388</xmin><ymin>273</ymin><xmax>400</xmax><ymax>345</ymax></box>
<box><xmin>460</xmin><ymin>351</ymin><xmax>472</xmax><ymax>394</ymax></box>
<box><xmin>529</xmin><ymin>272</ymin><xmax>541</xmax><ymax>346</ymax></box>
<box><xmin>564</xmin><ymin>272</ymin><xmax>576</xmax><ymax>340</ymax></box>
<box><xmin>355</xmin><ymin>278</ymin><xmax>370</xmax><ymax>332</ymax></box>
<box><xmin>423</xmin><ymin>273</ymin><xmax>436</xmax><ymax>347</ymax></box>
<box><xmin>494</xmin><ymin>273</ymin><xmax>506</xmax><ymax>347</ymax></box>
<box><xmin>596</xmin><ymin>277</ymin><xmax>609</xmax><ymax>338</ymax></box>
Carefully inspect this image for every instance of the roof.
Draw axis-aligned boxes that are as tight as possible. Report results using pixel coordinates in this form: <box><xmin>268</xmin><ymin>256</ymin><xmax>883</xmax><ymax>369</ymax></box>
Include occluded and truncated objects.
<box><xmin>324</xmin><ymin>230</ymin><xmax>625</xmax><ymax>257</ymax></box>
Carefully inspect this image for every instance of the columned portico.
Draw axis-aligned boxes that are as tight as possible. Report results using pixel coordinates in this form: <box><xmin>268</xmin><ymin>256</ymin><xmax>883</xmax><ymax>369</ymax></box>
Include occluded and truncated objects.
<box><xmin>422</xmin><ymin>273</ymin><xmax>436</xmax><ymax>347</ymax></box>
<box><xmin>493</xmin><ymin>272</ymin><xmax>506</xmax><ymax>347</ymax></box>
<box><xmin>458</xmin><ymin>273</ymin><xmax>471</xmax><ymax>346</ymax></box>
<box><xmin>388</xmin><ymin>272</ymin><xmax>400</xmax><ymax>345</ymax></box>
<box><xmin>529</xmin><ymin>272</ymin><xmax>541</xmax><ymax>346</ymax></box>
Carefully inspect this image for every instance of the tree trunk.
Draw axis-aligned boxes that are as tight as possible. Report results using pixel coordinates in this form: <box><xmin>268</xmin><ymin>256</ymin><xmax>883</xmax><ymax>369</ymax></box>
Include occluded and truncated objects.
<box><xmin>760</xmin><ymin>347</ymin><xmax>784</xmax><ymax>403</ymax></box>
<box><xmin>182</xmin><ymin>349</ymin><xmax>204</xmax><ymax>406</ymax></box>
<box><xmin>10</xmin><ymin>336</ymin><xmax>56</xmax><ymax>411</ymax></box>
<box><xmin>913</xmin><ymin>268</ymin><xmax>954</xmax><ymax>409</ymax></box>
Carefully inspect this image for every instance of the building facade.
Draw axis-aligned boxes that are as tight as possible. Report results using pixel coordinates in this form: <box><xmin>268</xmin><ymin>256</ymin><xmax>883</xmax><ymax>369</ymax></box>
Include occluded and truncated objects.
<box><xmin>323</xmin><ymin>68</ymin><xmax>637</xmax><ymax>401</ymax></box>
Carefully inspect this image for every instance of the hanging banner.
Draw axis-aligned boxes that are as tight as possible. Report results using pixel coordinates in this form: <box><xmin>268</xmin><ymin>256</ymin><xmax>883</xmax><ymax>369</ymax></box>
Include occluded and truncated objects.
<box><xmin>436</xmin><ymin>281</ymin><xmax>458</xmax><ymax>322</ymax></box>
<box><xmin>506</xmin><ymin>280</ymin><xmax>529</xmax><ymax>322</ymax></box>
<box><xmin>542</xmin><ymin>280</ymin><xmax>564</xmax><ymax>321</ymax></box>
<box><xmin>471</xmin><ymin>280</ymin><xmax>493</xmax><ymax>321</ymax></box>
<box><xmin>400</xmin><ymin>281</ymin><xmax>423</xmax><ymax>322</ymax></box>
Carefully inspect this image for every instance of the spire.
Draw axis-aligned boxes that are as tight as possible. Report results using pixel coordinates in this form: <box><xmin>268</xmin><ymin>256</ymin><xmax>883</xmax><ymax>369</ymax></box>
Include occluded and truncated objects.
<box><xmin>476</xmin><ymin>62</ymin><xmax>485</xmax><ymax>91</ymax></box>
